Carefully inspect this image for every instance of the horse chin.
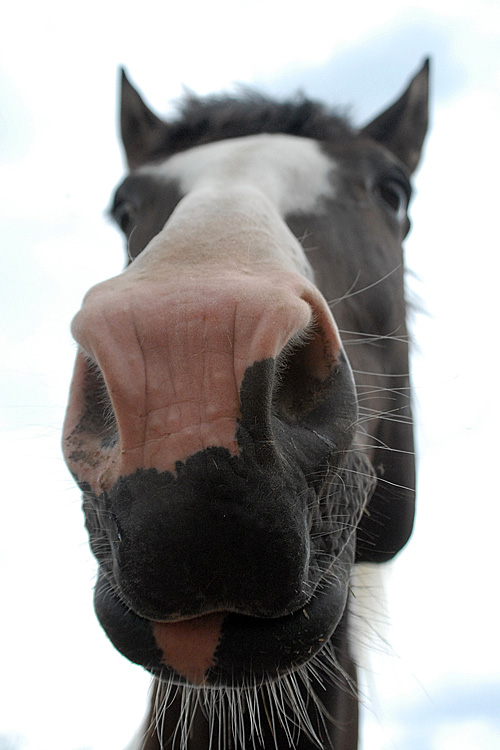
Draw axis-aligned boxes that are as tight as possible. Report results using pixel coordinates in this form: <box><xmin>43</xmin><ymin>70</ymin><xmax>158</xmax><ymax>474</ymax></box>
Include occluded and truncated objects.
<box><xmin>93</xmin><ymin>551</ymin><xmax>353</xmax><ymax>688</ymax></box>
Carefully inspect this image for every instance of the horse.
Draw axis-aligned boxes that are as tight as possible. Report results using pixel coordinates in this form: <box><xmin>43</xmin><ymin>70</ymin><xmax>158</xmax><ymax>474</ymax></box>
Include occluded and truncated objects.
<box><xmin>62</xmin><ymin>59</ymin><xmax>429</xmax><ymax>750</ymax></box>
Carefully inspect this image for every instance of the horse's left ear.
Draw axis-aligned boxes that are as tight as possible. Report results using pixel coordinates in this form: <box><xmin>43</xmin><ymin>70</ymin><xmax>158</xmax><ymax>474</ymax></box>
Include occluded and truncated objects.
<box><xmin>120</xmin><ymin>68</ymin><xmax>171</xmax><ymax>169</ymax></box>
<box><xmin>361</xmin><ymin>59</ymin><xmax>430</xmax><ymax>173</ymax></box>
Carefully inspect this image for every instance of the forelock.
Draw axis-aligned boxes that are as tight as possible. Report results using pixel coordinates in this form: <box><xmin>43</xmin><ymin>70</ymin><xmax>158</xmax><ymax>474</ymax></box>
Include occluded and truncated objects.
<box><xmin>146</xmin><ymin>89</ymin><xmax>355</xmax><ymax>161</ymax></box>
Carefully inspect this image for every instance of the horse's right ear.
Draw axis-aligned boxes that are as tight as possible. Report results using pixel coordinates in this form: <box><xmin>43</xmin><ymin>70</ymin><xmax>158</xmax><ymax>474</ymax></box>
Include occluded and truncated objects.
<box><xmin>120</xmin><ymin>68</ymin><xmax>170</xmax><ymax>170</ymax></box>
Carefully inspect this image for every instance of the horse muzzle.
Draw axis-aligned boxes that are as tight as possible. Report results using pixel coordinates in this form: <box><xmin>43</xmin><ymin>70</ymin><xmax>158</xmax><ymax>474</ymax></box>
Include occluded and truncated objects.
<box><xmin>63</xmin><ymin>264</ymin><xmax>362</xmax><ymax>686</ymax></box>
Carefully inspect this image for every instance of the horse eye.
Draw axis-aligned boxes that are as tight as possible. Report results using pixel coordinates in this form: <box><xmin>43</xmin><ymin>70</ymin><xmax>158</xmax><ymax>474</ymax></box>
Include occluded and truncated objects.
<box><xmin>377</xmin><ymin>178</ymin><xmax>410</xmax><ymax>220</ymax></box>
<box><xmin>112</xmin><ymin>201</ymin><xmax>135</xmax><ymax>233</ymax></box>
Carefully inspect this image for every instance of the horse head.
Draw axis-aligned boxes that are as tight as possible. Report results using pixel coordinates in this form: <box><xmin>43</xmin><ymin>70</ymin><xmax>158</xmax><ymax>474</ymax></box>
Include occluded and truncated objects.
<box><xmin>63</xmin><ymin>60</ymin><xmax>428</xmax><ymax>747</ymax></box>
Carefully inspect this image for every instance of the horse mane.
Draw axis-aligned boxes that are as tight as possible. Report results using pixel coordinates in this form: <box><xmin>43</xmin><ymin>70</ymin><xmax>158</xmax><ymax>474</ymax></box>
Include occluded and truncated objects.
<box><xmin>153</xmin><ymin>89</ymin><xmax>354</xmax><ymax>157</ymax></box>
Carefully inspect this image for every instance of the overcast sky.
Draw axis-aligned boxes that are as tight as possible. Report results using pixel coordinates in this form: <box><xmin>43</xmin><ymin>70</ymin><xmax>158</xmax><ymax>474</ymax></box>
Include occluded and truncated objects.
<box><xmin>1</xmin><ymin>1</ymin><xmax>500</xmax><ymax>749</ymax></box>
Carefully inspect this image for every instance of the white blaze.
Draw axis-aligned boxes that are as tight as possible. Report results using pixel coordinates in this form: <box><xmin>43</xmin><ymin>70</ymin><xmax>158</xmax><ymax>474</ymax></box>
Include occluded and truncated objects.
<box><xmin>132</xmin><ymin>134</ymin><xmax>337</xmax><ymax>280</ymax></box>
<box><xmin>148</xmin><ymin>133</ymin><xmax>336</xmax><ymax>216</ymax></box>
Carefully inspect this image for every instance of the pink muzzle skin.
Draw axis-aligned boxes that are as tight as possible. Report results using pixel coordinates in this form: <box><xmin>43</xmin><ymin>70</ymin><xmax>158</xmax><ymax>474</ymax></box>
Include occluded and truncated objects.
<box><xmin>63</xmin><ymin>267</ymin><xmax>343</xmax><ymax>498</ymax></box>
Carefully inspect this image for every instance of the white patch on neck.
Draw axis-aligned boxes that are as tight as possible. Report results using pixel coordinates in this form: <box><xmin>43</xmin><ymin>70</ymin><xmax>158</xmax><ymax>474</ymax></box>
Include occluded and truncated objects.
<box><xmin>141</xmin><ymin>133</ymin><xmax>336</xmax><ymax>218</ymax></box>
<box><xmin>349</xmin><ymin>562</ymin><xmax>389</xmax><ymax>671</ymax></box>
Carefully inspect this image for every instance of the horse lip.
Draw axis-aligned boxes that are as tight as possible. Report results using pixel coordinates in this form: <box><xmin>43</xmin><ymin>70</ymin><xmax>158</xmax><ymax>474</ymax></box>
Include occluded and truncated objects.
<box><xmin>101</xmin><ymin>564</ymin><xmax>318</xmax><ymax>625</ymax></box>
<box><xmin>93</xmin><ymin>551</ymin><xmax>353</xmax><ymax>687</ymax></box>
<box><xmin>150</xmin><ymin>610</ymin><xmax>229</xmax><ymax>628</ymax></box>
<box><xmin>148</xmin><ymin>593</ymin><xmax>317</xmax><ymax>630</ymax></box>
<box><xmin>121</xmin><ymin>591</ymin><xmax>314</xmax><ymax>623</ymax></box>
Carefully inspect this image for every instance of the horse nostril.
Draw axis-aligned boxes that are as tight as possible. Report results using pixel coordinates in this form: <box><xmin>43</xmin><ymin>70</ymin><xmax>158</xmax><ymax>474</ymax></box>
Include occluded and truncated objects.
<box><xmin>273</xmin><ymin>322</ymin><xmax>340</xmax><ymax>423</ymax></box>
<box><xmin>63</xmin><ymin>350</ymin><xmax>123</xmax><ymax>495</ymax></box>
<box><xmin>81</xmin><ymin>356</ymin><xmax>119</xmax><ymax>448</ymax></box>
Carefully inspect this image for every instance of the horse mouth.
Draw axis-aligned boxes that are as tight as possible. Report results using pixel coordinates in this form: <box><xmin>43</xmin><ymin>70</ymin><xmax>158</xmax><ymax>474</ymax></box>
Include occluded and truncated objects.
<box><xmin>86</xmin><ymin>444</ymin><xmax>375</xmax><ymax>688</ymax></box>
<box><xmin>93</xmin><ymin>545</ymin><xmax>353</xmax><ymax>688</ymax></box>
